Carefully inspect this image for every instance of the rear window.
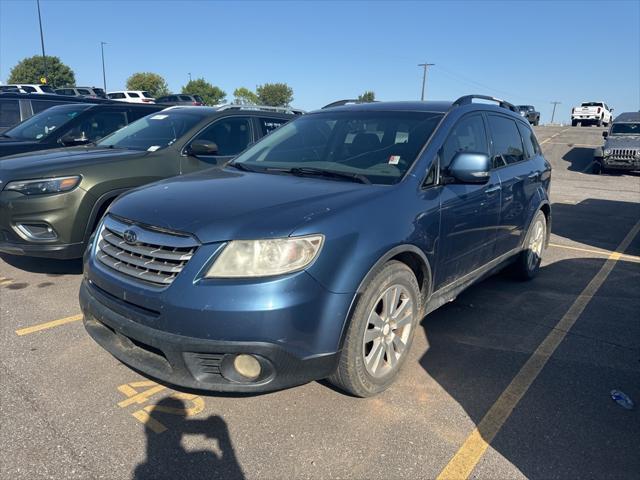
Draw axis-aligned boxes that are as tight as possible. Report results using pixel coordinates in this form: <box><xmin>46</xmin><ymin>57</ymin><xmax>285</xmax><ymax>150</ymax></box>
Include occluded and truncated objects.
<box><xmin>488</xmin><ymin>115</ymin><xmax>525</xmax><ymax>167</ymax></box>
<box><xmin>77</xmin><ymin>88</ymin><xmax>91</xmax><ymax>95</ymax></box>
<box><xmin>0</xmin><ymin>99</ymin><xmax>21</xmax><ymax>128</ymax></box>
<box><xmin>517</xmin><ymin>122</ymin><xmax>538</xmax><ymax>158</ymax></box>
<box><xmin>40</xmin><ymin>85</ymin><xmax>55</xmax><ymax>93</ymax></box>
<box><xmin>194</xmin><ymin>95</ymin><xmax>204</xmax><ymax>103</ymax></box>
<box><xmin>128</xmin><ymin>92</ymin><xmax>140</xmax><ymax>98</ymax></box>
<box><xmin>581</xmin><ymin>102</ymin><xmax>603</xmax><ymax>107</ymax></box>
<box><xmin>259</xmin><ymin>117</ymin><xmax>289</xmax><ymax>135</ymax></box>
<box><xmin>142</xmin><ymin>92</ymin><xmax>153</xmax><ymax>98</ymax></box>
<box><xmin>93</xmin><ymin>88</ymin><xmax>105</xmax><ymax>95</ymax></box>
<box><xmin>32</xmin><ymin>100</ymin><xmax>67</xmax><ymax>114</ymax></box>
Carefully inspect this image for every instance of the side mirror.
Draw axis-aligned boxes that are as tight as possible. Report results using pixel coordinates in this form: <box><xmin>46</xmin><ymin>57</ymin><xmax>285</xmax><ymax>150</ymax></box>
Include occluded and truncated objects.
<box><xmin>447</xmin><ymin>152</ymin><xmax>491</xmax><ymax>184</ymax></box>
<box><xmin>602</xmin><ymin>131</ymin><xmax>608</xmax><ymax>138</ymax></box>
<box><xmin>58</xmin><ymin>133</ymin><xmax>90</xmax><ymax>147</ymax></box>
<box><xmin>187</xmin><ymin>140</ymin><xmax>218</xmax><ymax>156</ymax></box>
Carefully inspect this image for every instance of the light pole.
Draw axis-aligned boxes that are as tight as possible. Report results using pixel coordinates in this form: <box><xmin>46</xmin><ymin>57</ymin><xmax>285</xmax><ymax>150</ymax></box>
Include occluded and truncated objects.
<box><xmin>100</xmin><ymin>42</ymin><xmax>107</xmax><ymax>92</ymax></box>
<box><xmin>36</xmin><ymin>0</ymin><xmax>48</xmax><ymax>84</ymax></box>
<box><xmin>418</xmin><ymin>62</ymin><xmax>435</xmax><ymax>101</ymax></box>
<box><xmin>550</xmin><ymin>101</ymin><xmax>561</xmax><ymax>124</ymax></box>
<box><xmin>188</xmin><ymin>72</ymin><xmax>192</xmax><ymax>83</ymax></box>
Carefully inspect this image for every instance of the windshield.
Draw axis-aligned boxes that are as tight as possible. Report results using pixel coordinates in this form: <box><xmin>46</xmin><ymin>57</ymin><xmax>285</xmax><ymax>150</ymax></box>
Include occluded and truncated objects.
<box><xmin>3</xmin><ymin>104</ymin><xmax>90</xmax><ymax>140</ymax></box>
<box><xmin>610</xmin><ymin>123</ymin><xmax>640</xmax><ymax>135</ymax></box>
<box><xmin>232</xmin><ymin>111</ymin><xmax>443</xmax><ymax>185</ymax></box>
<box><xmin>96</xmin><ymin>111</ymin><xmax>202</xmax><ymax>151</ymax></box>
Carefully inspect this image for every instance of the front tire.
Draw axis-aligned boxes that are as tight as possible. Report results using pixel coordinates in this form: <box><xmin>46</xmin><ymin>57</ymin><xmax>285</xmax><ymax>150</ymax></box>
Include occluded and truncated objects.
<box><xmin>512</xmin><ymin>210</ymin><xmax>547</xmax><ymax>280</ymax></box>
<box><xmin>328</xmin><ymin>261</ymin><xmax>421</xmax><ymax>397</ymax></box>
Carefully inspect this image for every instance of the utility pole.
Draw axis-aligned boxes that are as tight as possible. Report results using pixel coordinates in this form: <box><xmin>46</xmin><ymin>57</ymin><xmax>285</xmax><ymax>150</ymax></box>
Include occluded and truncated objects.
<box><xmin>550</xmin><ymin>101</ymin><xmax>561</xmax><ymax>124</ymax></box>
<box><xmin>188</xmin><ymin>72</ymin><xmax>192</xmax><ymax>83</ymax></box>
<box><xmin>36</xmin><ymin>0</ymin><xmax>48</xmax><ymax>84</ymax></box>
<box><xmin>100</xmin><ymin>42</ymin><xmax>107</xmax><ymax>92</ymax></box>
<box><xmin>418</xmin><ymin>62</ymin><xmax>435</xmax><ymax>101</ymax></box>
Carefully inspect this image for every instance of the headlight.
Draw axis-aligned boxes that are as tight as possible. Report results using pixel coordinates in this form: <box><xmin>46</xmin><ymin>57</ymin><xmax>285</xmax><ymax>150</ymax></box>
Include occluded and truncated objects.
<box><xmin>603</xmin><ymin>148</ymin><xmax>612</xmax><ymax>156</ymax></box>
<box><xmin>4</xmin><ymin>175</ymin><xmax>81</xmax><ymax>195</ymax></box>
<box><xmin>205</xmin><ymin>235</ymin><xmax>324</xmax><ymax>278</ymax></box>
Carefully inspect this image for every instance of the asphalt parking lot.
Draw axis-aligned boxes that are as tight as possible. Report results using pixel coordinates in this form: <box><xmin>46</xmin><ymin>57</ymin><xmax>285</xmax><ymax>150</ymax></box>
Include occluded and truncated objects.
<box><xmin>1</xmin><ymin>125</ymin><xmax>638</xmax><ymax>480</ymax></box>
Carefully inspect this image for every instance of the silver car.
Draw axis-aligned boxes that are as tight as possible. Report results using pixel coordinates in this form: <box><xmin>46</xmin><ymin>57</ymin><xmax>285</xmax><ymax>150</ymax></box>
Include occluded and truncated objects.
<box><xmin>594</xmin><ymin>112</ymin><xmax>640</xmax><ymax>173</ymax></box>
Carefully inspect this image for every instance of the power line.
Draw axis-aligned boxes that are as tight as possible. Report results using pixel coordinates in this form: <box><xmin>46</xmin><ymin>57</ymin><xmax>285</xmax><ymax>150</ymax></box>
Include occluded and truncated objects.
<box><xmin>418</xmin><ymin>62</ymin><xmax>435</xmax><ymax>100</ymax></box>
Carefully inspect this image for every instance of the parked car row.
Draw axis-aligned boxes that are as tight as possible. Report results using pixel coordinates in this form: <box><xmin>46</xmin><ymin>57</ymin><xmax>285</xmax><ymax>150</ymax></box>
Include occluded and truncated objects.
<box><xmin>0</xmin><ymin>94</ymin><xmax>554</xmax><ymax>397</ymax></box>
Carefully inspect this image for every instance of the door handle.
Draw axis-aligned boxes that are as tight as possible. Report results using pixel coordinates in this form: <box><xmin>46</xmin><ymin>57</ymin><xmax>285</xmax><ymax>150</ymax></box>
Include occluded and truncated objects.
<box><xmin>485</xmin><ymin>185</ymin><xmax>501</xmax><ymax>195</ymax></box>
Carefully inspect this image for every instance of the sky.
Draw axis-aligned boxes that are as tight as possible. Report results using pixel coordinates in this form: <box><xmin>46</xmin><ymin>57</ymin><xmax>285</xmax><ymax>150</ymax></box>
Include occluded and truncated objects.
<box><xmin>0</xmin><ymin>0</ymin><xmax>638</xmax><ymax>123</ymax></box>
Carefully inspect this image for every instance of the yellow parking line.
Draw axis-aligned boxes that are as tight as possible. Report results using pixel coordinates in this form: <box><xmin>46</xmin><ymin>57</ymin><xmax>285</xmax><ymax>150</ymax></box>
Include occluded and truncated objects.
<box><xmin>549</xmin><ymin>242</ymin><xmax>640</xmax><ymax>263</ymax></box>
<box><xmin>437</xmin><ymin>219</ymin><xmax>640</xmax><ymax>480</ymax></box>
<box><xmin>15</xmin><ymin>314</ymin><xmax>83</xmax><ymax>336</ymax></box>
<box><xmin>539</xmin><ymin>128</ymin><xmax>571</xmax><ymax>145</ymax></box>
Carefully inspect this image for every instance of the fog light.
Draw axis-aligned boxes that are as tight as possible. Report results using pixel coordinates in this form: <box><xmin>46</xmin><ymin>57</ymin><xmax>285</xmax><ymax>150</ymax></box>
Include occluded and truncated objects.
<box><xmin>14</xmin><ymin>223</ymin><xmax>57</xmax><ymax>241</ymax></box>
<box><xmin>233</xmin><ymin>354</ymin><xmax>261</xmax><ymax>380</ymax></box>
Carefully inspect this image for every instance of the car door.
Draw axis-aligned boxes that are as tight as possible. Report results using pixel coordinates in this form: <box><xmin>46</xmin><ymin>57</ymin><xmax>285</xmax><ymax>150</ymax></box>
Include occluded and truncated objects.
<box><xmin>180</xmin><ymin>116</ymin><xmax>254</xmax><ymax>173</ymax></box>
<box><xmin>487</xmin><ymin>114</ymin><xmax>532</xmax><ymax>256</ymax></box>
<box><xmin>434</xmin><ymin>113</ymin><xmax>502</xmax><ymax>289</ymax></box>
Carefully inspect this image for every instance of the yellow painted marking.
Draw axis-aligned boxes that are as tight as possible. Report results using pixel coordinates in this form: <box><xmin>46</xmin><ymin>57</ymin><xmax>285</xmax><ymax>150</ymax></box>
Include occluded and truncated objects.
<box><xmin>142</xmin><ymin>393</ymin><xmax>205</xmax><ymax>417</ymax></box>
<box><xmin>15</xmin><ymin>314</ymin><xmax>83</xmax><ymax>336</ymax></box>
<box><xmin>549</xmin><ymin>242</ymin><xmax>640</xmax><ymax>263</ymax></box>
<box><xmin>117</xmin><ymin>384</ymin><xmax>166</xmax><ymax>407</ymax></box>
<box><xmin>1</xmin><ymin>279</ymin><xmax>13</xmax><ymax>287</ymax></box>
<box><xmin>437</xmin><ymin>219</ymin><xmax>640</xmax><ymax>480</ymax></box>
<box><xmin>132</xmin><ymin>409</ymin><xmax>167</xmax><ymax>434</ymax></box>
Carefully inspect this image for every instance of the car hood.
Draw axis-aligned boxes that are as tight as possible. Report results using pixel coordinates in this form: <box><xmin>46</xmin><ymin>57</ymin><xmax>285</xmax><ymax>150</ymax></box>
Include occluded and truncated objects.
<box><xmin>109</xmin><ymin>167</ymin><xmax>384</xmax><ymax>244</ymax></box>
<box><xmin>0</xmin><ymin>147</ymin><xmax>148</xmax><ymax>180</ymax></box>
<box><xmin>605</xmin><ymin>136</ymin><xmax>640</xmax><ymax>149</ymax></box>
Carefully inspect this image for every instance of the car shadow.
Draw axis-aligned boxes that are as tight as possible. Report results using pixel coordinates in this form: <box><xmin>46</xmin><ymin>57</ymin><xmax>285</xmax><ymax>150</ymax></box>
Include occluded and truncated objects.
<box><xmin>419</xmin><ymin>256</ymin><xmax>640</xmax><ymax>478</ymax></box>
<box><xmin>0</xmin><ymin>253</ymin><xmax>83</xmax><ymax>275</ymax></box>
<box><xmin>551</xmin><ymin>198</ymin><xmax>640</xmax><ymax>253</ymax></box>
<box><xmin>132</xmin><ymin>397</ymin><xmax>245</xmax><ymax>480</ymax></box>
<box><xmin>562</xmin><ymin>146</ymin><xmax>595</xmax><ymax>172</ymax></box>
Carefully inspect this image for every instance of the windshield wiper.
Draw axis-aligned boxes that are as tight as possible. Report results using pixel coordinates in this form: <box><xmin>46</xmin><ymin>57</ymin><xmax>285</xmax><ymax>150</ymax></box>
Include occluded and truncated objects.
<box><xmin>280</xmin><ymin>167</ymin><xmax>371</xmax><ymax>184</ymax></box>
<box><xmin>227</xmin><ymin>162</ymin><xmax>261</xmax><ymax>172</ymax></box>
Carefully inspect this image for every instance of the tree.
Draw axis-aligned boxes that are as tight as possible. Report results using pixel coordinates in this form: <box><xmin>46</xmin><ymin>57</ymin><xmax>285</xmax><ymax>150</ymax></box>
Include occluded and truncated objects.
<box><xmin>126</xmin><ymin>72</ymin><xmax>169</xmax><ymax>98</ymax></box>
<box><xmin>182</xmin><ymin>78</ymin><xmax>226</xmax><ymax>105</ymax></box>
<box><xmin>256</xmin><ymin>83</ymin><xmax>294</xmax><ymax>107</ymax></box>
<box><xmin>233</xmin><ymin>87</ymin><xmax>259</xmax><ymax>105</ymax></box>
<box><xmin>357</xmin><ymin>91</ymin><xmax>376</xmax><ymax>103</ymax></box>
<box><xmin>8</xmin><ymin>55</ymin><xmax>75</xmax><ymax>88</ymax></box>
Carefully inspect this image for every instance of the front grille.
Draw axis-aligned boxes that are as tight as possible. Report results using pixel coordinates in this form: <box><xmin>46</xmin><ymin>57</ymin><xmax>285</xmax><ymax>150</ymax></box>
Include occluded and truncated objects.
<box><xmin>96</xmin><ymin>216</ymin><xmax>198</xmax><ymax>286</ymax></box>
<box><xmin>609</xmin><ymin>148</ymin><xmax>638</xmax><ymax>160</ymax></box>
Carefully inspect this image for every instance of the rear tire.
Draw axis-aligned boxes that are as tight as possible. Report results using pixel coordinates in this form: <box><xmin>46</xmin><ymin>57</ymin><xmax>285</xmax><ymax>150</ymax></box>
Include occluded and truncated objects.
<box><xmin>328</xmin><ymin>261</ymin><xmax>421</xmax><ymax>397</ymax></box>
<box><xmin>597</xmin><ymin>119</ymin><xmax>603</xmax><ymax>127</ymax></box>
<box><xmin>571</xmin><ymin>120</ymin><xmax>577</xmax><ymax>127</ymax></box>
<box><xmin>512</xmin><ymin>210</ymin><xmax>546</xmax><ymax>281</ymax></box>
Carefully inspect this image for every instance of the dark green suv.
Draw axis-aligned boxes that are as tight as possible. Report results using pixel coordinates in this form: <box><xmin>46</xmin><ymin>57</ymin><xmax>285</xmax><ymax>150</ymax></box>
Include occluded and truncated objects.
<box><xmin>0</xmin><ymin>105</ymin><xmax>298</xmax><ymax>259</ymax></box>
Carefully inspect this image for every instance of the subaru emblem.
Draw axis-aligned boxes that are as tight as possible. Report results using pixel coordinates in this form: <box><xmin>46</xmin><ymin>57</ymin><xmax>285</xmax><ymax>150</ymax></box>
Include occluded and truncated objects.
<box><xmin>123</xmin><ymin>229</ymin><xmax>137</xmax><ymax>244</ymax></box>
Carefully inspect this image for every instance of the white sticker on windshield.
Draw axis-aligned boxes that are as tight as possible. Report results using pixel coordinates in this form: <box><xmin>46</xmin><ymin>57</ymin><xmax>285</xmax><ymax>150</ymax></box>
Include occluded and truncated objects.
<box><xmin>147</xmin><ymin>146</ymin><xmax>161</xmax><ymax>152</ymax></box>
<box><xmin>388</xmin><ymin>155</ymin><xmax>401</xmax><ymax>165</ymax></box>
<box><xmin>150</xmin><ymin>114</ymin><xmax>168</xmax><ymax>120</ymax></box>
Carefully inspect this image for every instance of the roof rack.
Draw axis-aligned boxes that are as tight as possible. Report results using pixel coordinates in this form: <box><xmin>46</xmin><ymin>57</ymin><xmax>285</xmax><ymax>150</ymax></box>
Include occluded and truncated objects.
<box><xmin>452</xmin><ymin>95</ymin><xmax>517</xmax><ymax>113</ymax></box>
<box><xmin>215</xmin><ymin>104</ymin><xmax>305</xmax><ymax>115</ymax></box>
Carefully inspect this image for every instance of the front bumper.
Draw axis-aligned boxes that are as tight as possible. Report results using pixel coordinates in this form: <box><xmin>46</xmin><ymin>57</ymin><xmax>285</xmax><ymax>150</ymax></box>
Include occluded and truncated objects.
<box><xmin>0</xmin><ymin>187</ymin><xmax>90</xmax><ymax>259</ymax></box>
<box><xmin>601</xmin><ymin>157</ymin><xmax>640</xmax><ymax>170</ymax></box>
<box><xmin>80</xmin><ymin>243</ymin><xmax>354</xmax><ymax>392</ymax></box>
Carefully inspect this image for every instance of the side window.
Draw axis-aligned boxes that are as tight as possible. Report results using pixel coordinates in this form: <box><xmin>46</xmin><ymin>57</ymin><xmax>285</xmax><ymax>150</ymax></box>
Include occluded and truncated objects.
<box><xmin>109</xmin><ymin>93</ymin><xmax>126</xmax><ymax>99</ymax></box>
<box><xmin>66</xmin><ymin>111</ymin><xmax>128</xmax><ymax>141</ymax></box>
<box><xmin>22</xmin><ymin>86</ymin><xmax>36</xmax><ymax>93</ymax></box>
<box><xmin>441</xmin><ymin>114</ymin><xmax>488</xmax><ymax>169</ymax></box>
<box><xmin>517</xmin><ymin>122</ymin><xmax>536</xmax><ymax>159</ymax></box>
<box><xmin>77</xmin><ymin>88</ymin><xmax>91</xmax><ymax>95</ymax></box>
<box><xmin>191</xmin><ymin>117</ymin><xmax>252</xmax><ymax>156</ymax></box>
<box><xmin>179</xmin><ymin>95</ymin><xmax>192</xmax><ymax>102</ymax></box>
<box><xmin>128</xmin><ymin>92</ymin><xmax>140</xmax><ymax>98</ymax></box>
<box><xmin>488</xmin><ymin>115</ymin><xmax>525</xmax><ymax>167</ymax></box>
<box><xmin>0</xmin><ymin>99</ymin><xmax>21</xmax><ymax>128</ymax></box>
<box><xmin>32</xmin><ymin>100</ymin><xmax>65</xmax><ymax>114</ymax></box>
<box><xmin>259</xmin><ymin>117</ymin><xmax>288</xmax><ymax>136</ymax></box>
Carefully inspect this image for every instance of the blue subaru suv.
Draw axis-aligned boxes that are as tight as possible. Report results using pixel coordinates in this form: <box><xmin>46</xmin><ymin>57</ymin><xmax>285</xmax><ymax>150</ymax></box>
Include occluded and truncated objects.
<box><xmin>80</xmin><ymin>95</ymin><xmax>551</xmax><ymax>397</ymax></box>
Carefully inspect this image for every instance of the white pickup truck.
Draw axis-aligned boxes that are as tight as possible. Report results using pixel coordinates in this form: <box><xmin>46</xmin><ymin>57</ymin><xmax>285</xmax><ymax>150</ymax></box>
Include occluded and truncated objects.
<box><xmin>571</xmin><ymin>101</ymin><xmax>613</xmax><ymax>127</ymax></box>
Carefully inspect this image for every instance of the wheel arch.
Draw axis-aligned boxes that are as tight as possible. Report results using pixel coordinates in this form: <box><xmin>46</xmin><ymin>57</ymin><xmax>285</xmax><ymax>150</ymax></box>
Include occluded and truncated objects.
<box><xmin>82</xmin><ymin>188</ymin><xmax>129</xmax><ymax>242</ymax></box>
<box><xmin>336</xmin><ymin>244</ymin><xmax>434</xmax><ymax>351</ymax></box>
